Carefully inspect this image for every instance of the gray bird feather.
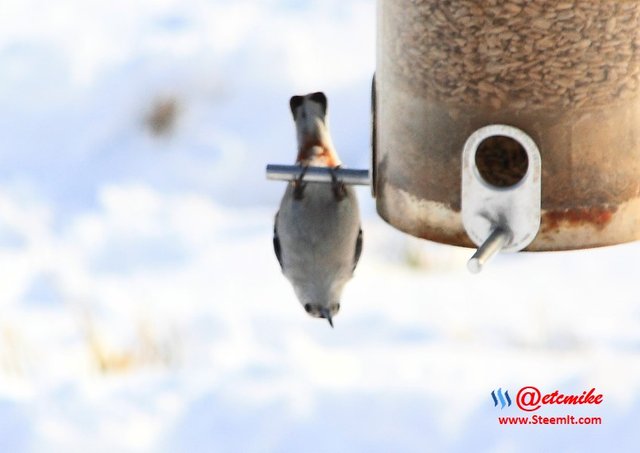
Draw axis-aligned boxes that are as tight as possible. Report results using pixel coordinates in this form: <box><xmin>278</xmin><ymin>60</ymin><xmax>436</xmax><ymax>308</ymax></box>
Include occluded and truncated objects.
<box><xmin>274</xmin><ymin>182</ymin><xmax>361</xmax><ymax>321</ymax></box>
<box><xmin>273</xmin><ymin>92</ymin><xmax>362</xmax><ymax>326</ymax></box>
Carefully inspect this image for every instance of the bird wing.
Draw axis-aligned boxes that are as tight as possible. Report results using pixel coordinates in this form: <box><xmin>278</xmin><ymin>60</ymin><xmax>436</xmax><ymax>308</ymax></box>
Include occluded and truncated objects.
<box><xmin>273</xmin><ymin>212</ymin><xmax>283</xmax><ymax>270</ymax></box>
<box><xmin>353</xmin><ymin>227</ymin><xmax>363</xmax><ymax>273</ymax></box>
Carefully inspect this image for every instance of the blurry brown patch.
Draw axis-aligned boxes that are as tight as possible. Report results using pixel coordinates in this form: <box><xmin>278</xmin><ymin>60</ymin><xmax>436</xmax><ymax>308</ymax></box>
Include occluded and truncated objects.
<box><xmin>82</xmin><ymin>310</ymin><xmax>181</xmax><ymax>374</ymax></box>
<box><xmin>146</xmin><ymin>97</ymin><xmax>180</xmax><ymax>137</ymax></box>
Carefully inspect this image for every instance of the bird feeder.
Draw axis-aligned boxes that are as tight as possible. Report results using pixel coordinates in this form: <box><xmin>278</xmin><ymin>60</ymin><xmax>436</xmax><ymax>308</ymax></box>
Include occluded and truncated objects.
<box><xmin>373</xmin><ymin>0</ymin><xmax>640</xmax><ymax>253</ymax></box>
<box><xmin>268</xmin><ymin>0</ymin><xmax>640</xmax><ymax>272</ymax></box>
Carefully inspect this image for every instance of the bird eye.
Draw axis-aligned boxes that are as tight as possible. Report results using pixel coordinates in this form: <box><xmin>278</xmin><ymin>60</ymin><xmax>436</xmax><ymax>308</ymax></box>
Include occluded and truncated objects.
<box><xmin>304</xmin><ymin>303</ymin><xmax>312</xmax><ymax>313</ymax></box>
<box><xmin>335</xmin><ymin>303</ymin><xmax>340</xmax><ymax>313</ymax></box>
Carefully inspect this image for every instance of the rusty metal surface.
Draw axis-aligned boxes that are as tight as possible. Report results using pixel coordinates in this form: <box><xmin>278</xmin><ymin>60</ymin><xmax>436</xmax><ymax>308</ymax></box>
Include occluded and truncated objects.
<box><xmin>377</xmin><ymin>182</ymin><xmax>640</xmax><ymax>251</ymax></box>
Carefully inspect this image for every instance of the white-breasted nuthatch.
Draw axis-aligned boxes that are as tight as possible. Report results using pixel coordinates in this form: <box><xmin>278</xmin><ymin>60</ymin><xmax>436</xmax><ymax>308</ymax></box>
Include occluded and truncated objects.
<box><xmin>273</xmin><ymin>92</ymin><xmax>362</xmax><ymax>328</ymax></box>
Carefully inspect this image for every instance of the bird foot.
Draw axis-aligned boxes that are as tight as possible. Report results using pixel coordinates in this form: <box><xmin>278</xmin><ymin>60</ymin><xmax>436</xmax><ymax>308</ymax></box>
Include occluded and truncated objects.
<box><xmin>330</xmin><ymin>166</ymin><xmax>347</xmax><ymax>202</ymax></box>
<box><xmin>293</xmin><ymin>165</ymin><xmax>309</xmax><ymax>200</ymax></box>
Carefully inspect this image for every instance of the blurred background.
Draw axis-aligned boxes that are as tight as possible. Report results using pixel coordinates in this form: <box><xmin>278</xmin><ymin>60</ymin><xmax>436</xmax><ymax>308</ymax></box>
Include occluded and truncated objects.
<box><xmin>1</xmin><ymin>0</ymin><xmax>639</xmax><ymax>451</ymax></box>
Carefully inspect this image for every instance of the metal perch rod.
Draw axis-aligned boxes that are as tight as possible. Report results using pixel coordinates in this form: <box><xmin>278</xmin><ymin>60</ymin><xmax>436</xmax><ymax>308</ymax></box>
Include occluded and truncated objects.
<box><xmin>467</xmin><ymin>227</ymin><xmax>511</xmax><ymax>274</ymax></box>
<box><xmin>266</xmin><ymin>164</ymin><xmax>370</xmax><ymax>186</ymax></box>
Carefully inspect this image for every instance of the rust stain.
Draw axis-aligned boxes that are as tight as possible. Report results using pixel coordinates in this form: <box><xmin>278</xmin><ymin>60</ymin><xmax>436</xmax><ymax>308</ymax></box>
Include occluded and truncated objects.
<box><xmin>417</xmin><ymin>230</ymin><xmax>474</xmax><ymax>248</ymax></box>
<box><xmin>541</xmin><ymin>206</ymin><xmax>617</xmax><ymax>233</ymax></box>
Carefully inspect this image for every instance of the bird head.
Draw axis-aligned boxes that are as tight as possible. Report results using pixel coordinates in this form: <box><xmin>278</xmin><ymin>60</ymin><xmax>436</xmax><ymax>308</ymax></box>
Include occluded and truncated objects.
<box><xmin>303</xmin><ymin>302</ymin><xmax>340</xmax><ymax>328</ymax></box>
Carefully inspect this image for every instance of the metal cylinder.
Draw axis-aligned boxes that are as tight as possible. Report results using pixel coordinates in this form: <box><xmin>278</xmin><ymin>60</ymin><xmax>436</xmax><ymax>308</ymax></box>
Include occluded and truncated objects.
<box><xmin>266</xmin><ymin>165</ymin><xmax>371</xmax><ymax>186</ymax></box>
<box><xmin>374</xmin><ymin>0</ymin><xmax>640</xmax><ymax>251</ymax></box>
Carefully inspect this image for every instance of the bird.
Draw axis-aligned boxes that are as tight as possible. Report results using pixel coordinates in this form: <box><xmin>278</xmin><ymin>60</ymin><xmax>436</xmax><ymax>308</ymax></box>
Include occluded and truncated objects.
<box><xmin>273</xmin><ymin>92</ymin><xmax>362</xmax><ymax>328</ymax></box>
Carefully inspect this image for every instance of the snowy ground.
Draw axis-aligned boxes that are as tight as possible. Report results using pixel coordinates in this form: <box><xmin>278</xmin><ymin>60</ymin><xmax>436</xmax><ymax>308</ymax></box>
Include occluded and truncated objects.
<box><xmin>1</xmin><ymin>1</ymin><xmax>639</xmax><ymax>452</ymax></box>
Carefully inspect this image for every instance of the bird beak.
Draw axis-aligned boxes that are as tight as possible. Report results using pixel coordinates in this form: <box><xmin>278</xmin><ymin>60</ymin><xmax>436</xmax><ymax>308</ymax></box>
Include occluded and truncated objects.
<box><xmin>320</xmin><ymin>308</ymin><xmax>334</xmax><ymax>328</ymax></box>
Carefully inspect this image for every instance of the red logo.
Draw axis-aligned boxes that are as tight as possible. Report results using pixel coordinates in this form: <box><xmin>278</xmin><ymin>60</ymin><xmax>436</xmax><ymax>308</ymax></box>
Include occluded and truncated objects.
<box><xmin>516</xmin><ymin>386</ymin><xmax>603</xmax><ymax>412</ymax></box>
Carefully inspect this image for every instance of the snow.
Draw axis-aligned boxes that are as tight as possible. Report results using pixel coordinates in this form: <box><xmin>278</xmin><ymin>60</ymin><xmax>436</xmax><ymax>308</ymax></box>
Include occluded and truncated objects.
<box><xmin>0</xmin><ymin>0</ymin><xmax>639</xmax><ymax>451</ymax></box>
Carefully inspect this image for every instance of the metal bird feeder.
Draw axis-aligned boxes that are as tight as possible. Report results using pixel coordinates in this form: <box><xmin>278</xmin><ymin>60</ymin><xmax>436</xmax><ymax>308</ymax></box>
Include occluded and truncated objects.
<box><xmin>268</xmin><ymin>0</ymin><xmax>640</xmax><ymax>272</ymax></box>
<box><xmin>374</xmin><ymin>0</ymin><xmax>640</xmax><ymax>256</ymax></box>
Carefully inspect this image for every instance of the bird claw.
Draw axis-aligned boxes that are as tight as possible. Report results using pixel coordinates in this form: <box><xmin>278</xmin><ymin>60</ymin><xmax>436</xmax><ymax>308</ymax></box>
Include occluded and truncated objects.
<box><xmin>330</xmin><ymin>166</ymin><xmax>347</xmax><ymax>202</ymax></box>
<box><xmin>293</xmin><ymin>165</ymin><xmax>309</xmax><ymax>200</ymax></box>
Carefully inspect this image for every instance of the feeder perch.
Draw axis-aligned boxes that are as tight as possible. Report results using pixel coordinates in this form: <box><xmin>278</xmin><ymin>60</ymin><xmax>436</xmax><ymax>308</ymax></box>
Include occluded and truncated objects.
<box><xmin>266</xmin><ymin>165</ymin><xmax>370</xmax><ymax>186</ymax></box>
